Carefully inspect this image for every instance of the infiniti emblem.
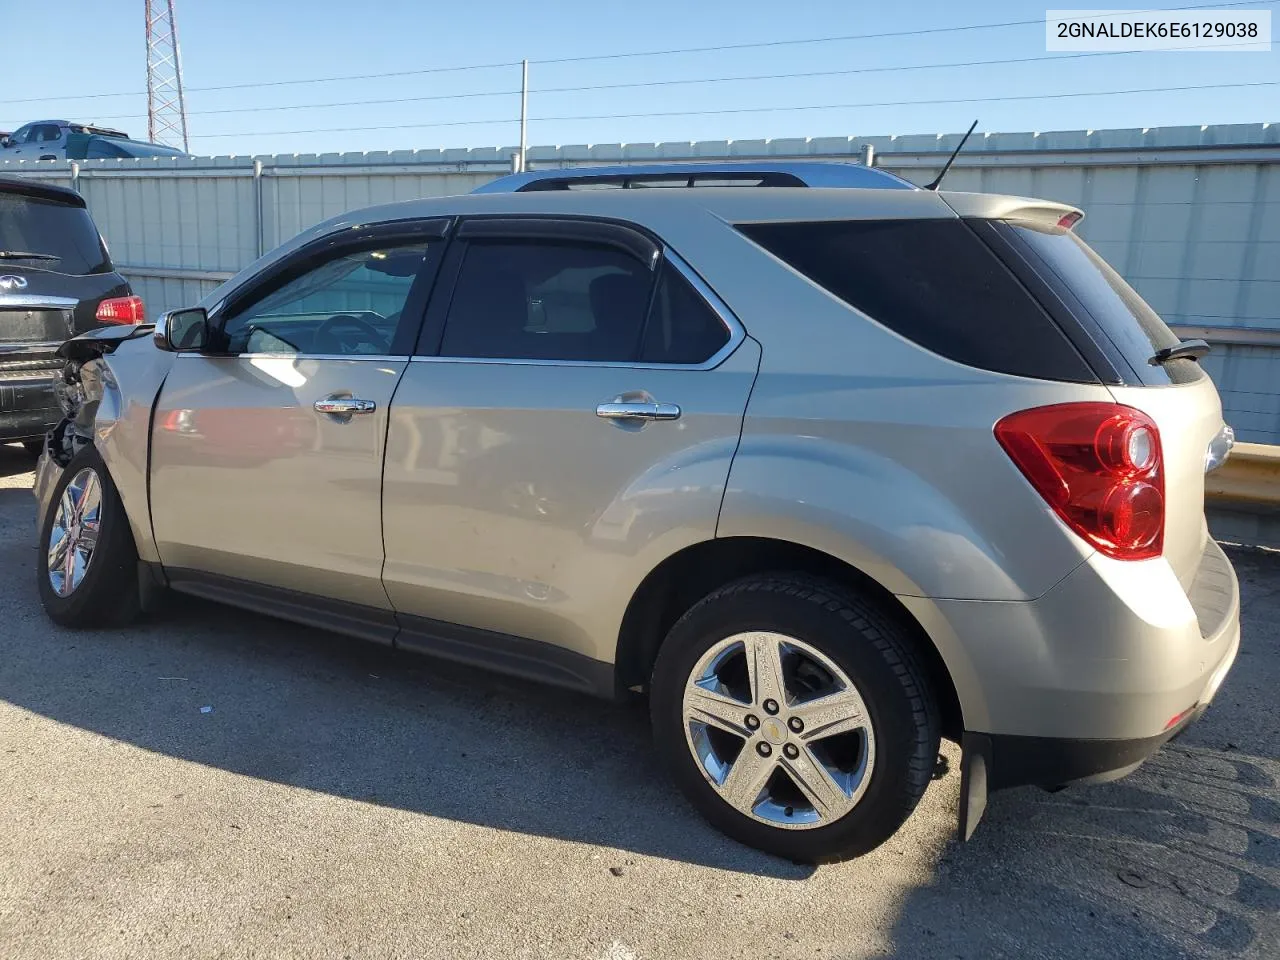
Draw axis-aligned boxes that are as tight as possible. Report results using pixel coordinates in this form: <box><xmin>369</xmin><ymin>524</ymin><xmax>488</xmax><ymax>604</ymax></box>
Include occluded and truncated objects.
<box><xmin>0</xmin><ymin>275</ymin><xmax>29</xmax><ymax>291</ymax></box>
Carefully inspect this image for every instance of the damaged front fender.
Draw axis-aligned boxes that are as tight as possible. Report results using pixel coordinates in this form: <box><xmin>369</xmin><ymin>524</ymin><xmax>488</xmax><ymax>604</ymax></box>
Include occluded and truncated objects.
<box><xmin>35</xmin><ymin>324</ymin><xmax>176</xmax><ymax>564</ymax></box>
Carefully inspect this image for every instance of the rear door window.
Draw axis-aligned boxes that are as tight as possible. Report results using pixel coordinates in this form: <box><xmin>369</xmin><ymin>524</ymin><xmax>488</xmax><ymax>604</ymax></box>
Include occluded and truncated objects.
<box><xmin>639</xmin><ymin>262</ymin><xmax>731</xmax><ymax>364</ymax></box>
<box><xmin>438</xmin><ymin>240</ymin><xmax>655</xmax><ymax>362</ymax></box>
<box><xmin>738</xmin><ymin>218</ymin><xmax>1096</xmax><ymax>383</ymax></box>
<box><xmin>995</xmin><ymin>222</ymin><xmax>1201</xmax><ymax>385</ymax></box>
<box><xmin>0</xmin><ymin>193</ymin><xmax>111</xmax><ymax>275</ymax></box>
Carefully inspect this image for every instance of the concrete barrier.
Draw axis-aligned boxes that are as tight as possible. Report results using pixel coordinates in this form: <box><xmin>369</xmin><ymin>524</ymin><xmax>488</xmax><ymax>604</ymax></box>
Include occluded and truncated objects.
<box><xmin>1207</xmin><ymin>443</ymin><xmax>1280</xmax><ymax>506</ymax></box>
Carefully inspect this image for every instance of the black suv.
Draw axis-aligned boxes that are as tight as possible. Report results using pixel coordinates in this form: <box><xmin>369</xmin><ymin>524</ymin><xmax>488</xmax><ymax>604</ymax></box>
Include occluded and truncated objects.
<box><xmin>0</xmin><ymin>177</ymin><xmax>141</xmax><ymax>453</ymax></box>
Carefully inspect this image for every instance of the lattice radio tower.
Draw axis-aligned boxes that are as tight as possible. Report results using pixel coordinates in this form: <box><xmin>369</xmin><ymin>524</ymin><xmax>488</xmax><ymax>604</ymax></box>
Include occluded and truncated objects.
<box><xmin>144</xmin><ymin>0</ymin><xmax>190</xmax><ymax>151</ymax></box>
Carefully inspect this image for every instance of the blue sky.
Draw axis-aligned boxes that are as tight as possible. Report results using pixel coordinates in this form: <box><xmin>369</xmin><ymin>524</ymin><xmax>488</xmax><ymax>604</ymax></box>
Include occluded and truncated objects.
<box><xmin>3</xmin><ymin>0</ymin><xmax>1276</xmax><ymax>155</ymax></box>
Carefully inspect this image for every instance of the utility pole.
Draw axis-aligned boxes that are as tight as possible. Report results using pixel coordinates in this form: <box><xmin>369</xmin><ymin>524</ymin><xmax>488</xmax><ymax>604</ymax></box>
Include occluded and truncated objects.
<box><xmin>144</xmin><ymin>0</ymin><xmax>190</xmax><ymax>151</ymax></box>
<box><xmin>518</xmin><ymin>58</ymin><xmax>529</xmax><ymax>173</ymax></box>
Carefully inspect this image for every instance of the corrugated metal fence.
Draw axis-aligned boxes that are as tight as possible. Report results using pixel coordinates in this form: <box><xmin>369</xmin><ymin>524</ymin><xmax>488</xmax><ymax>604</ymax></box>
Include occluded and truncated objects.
<box><xmin>6</xmin><ymin>122</ymin><xmax>1279</xmax><ymax>441</ymax></box>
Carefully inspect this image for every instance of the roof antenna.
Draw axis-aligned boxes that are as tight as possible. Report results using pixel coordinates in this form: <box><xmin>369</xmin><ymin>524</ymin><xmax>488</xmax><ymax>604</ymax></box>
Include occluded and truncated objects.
<box><xmin>924</xmin><ymin>119</ymin><xmax>979</xmax><ymax>191</ymax></box>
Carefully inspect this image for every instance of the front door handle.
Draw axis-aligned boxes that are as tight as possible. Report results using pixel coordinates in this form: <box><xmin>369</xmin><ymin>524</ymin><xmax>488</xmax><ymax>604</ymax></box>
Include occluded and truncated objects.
<box><xmin>595</xmin><ymin>400</ymin><xmax>682</xmax><ymax>422</ymax></box>
<box><xmin>314</xmin><ymin>397</ymin><xmax>377</xmax><ymax>415</ymax></box>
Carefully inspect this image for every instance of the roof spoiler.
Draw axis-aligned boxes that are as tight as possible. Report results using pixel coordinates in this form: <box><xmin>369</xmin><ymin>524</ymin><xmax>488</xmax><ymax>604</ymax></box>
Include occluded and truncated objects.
<box><xmin>0</xmin><ymin>176</ymin><xmax>86</xmax><ymax>207</ymax></box>
<box><xmin>939</xmin><ymin>192</ymin><xmax>1085</xmax><ymax>229</ymax></box>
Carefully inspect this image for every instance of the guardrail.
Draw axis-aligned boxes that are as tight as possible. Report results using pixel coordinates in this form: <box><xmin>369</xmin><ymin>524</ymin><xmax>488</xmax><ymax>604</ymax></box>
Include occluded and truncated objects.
<box><xmin>1207</xmin><ymin>443</ymin><xmax>1280</xmax><ymax>507</ymax></box>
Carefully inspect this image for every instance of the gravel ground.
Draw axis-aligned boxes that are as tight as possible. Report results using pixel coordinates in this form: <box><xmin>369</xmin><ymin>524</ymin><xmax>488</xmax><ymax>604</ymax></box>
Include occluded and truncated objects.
<box><xmin>1</xmin><ymin>442</ymin><xmax>1276</xmax><ymax>960</ymax></box>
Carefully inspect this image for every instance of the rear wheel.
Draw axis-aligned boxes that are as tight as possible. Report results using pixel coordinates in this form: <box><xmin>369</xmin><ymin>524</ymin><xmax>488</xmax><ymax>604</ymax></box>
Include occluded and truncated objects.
<box><xmin>36</xmin><ymin>446</ymin><xmax>141</xmax><ymax>627</ymax></box>
<box><xmin>650</xmin><ymin>575</ymin><xmax>939</xmax><ymax>862</ymax></box>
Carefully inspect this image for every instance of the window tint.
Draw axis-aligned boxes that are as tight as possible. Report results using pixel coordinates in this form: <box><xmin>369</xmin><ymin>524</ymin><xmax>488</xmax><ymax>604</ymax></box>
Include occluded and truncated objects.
<box><xmin>37</xmin><ymin>125</ymin><xmax>61</xmax><ymax>142</ymax></box>
<box><xmin>639</xmin><ymin>263</ymin><xmax>731</xmax><ymax>364</ymax></box>
<box><xmin>1000</xmin><ymin>222</ymin><xmax>1201</xmax><ymax>385</ymax></box>
<box><xmin>440</xmin><ymin>240</ymin><xmax>654</xmax><ymax>362</ymax></box>
<box><xmin>0</xmin><ymin>194</ymin><xmax>111</xmax><ymax>275</ymax></box>
<box><xmin>221</xmin><ymin>243</ymin><xmax>430</xmax><ymax>355</ymax></box>
<box><xmin>738</xmin><ymin>219</ymin><xmax>1096</xmax><ymax>383</ymax></box>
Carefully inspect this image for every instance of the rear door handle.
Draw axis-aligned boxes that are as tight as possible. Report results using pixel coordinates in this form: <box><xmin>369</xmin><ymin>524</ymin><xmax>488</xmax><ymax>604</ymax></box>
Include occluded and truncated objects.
<box><xmin>595</xmin><ymin>400</ymin><xmax>682</xmax><ymax>422</ymax></box>
<box><xmin>314</xmin><ymin>397</ymin><xmax>377</xmax><ymax>415</ymax></box>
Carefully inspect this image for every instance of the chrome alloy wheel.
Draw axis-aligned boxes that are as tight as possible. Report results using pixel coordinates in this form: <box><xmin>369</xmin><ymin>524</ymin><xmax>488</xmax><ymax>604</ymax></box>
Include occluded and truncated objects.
<box><xmin>682</xmin><ymin>631</ymin><xmax>875</xmax><ymax>829</ymax></box>
<box><xmin>47</xmin><ymin>467</ymin><xmax>102</xmax><ymax>598</ymax></box>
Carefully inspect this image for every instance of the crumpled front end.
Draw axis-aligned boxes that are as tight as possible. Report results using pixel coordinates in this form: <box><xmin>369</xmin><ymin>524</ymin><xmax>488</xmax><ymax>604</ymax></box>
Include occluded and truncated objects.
<box><xmin>33</xmin><ymin>324</ymin><xmax>174</xmax><ymax>564</ymax></box>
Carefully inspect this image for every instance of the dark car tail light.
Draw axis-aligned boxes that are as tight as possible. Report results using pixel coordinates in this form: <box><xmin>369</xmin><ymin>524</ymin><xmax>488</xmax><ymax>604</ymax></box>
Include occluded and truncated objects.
<box><xmin>995</xmin><ymin>402</ymin><xmax>1164</xmax><ymax>561</ymax></box>
<box><xmin>96</xmin><ymin>295</ymin><xmax>145</xmax><ymax>325</ymax></box>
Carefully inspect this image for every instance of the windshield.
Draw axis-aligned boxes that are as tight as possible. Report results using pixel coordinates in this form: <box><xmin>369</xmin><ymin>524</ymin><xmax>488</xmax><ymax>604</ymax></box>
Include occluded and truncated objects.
<box><xmin>0</xmin><ymin>193</ymin><xmax>111</xmax><ymax>275</ymax></box>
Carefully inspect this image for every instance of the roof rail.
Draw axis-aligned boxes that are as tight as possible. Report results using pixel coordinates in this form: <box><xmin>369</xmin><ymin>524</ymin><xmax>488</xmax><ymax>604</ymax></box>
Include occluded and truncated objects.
<box><xmin>473</xmin><ymin>160</ymin><xmax>915</xmax><ymax>194</ymax></box>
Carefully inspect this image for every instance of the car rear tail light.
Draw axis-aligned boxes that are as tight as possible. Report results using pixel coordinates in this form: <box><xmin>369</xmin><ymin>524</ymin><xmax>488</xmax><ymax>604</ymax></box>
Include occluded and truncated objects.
<box><xmin>995</xmin><ymin>402</ymin><xmax>1164</xmax><ymax>560</ymax></box>
<box><xmin>95</xmin><ymin>295</ymin><xmax>145</xmax><ymax>325</ymax></box>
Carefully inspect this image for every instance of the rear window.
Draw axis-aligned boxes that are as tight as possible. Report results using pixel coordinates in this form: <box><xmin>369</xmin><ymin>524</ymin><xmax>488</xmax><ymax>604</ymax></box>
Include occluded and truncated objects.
<box><xmin>737</xmin><ymin>218</ymin><xmax>1096</xmax><ymax>382</ymax></box>
<box><xmin>998</xmin><ymin>222</ymin><xmax>1201</xmax><ymax>385</ymax></box>
<box><xmin>0</xmin><ymin>193</ymin><xmax>111</xmax><ymax>275</ymax></box>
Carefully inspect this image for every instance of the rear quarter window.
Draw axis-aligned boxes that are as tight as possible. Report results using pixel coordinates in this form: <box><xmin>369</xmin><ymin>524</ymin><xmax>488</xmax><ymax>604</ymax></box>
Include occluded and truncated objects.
<box><xmin>736</xmin><ymin>218</ymin><xmax>1097</xmax><ymax>383</ymax></box>
<box><xmin>996</xmin><ymin>222</ymin><xmax>1203</xmax><ymax>386</ymax></box>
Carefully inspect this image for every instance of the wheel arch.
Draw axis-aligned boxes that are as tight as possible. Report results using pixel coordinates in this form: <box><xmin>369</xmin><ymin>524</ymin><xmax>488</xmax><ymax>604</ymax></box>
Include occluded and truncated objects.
<box><xmin>615</xmin><ymin>536</ymin><xmax>964</xmax><ymax>741</ymax></box>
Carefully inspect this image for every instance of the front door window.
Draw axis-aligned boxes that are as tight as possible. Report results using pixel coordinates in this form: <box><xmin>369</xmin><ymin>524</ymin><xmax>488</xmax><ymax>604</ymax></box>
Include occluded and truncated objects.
<box><xmin>220</xmin><ymin>244</ymin><xmax>431</xmax><ymax>356</ymax></box>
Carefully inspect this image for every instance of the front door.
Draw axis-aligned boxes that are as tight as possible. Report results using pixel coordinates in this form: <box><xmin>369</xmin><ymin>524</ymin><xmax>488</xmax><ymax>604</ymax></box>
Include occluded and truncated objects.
<box><xmin>381</xmin><ymin>218</ymin><xmax>759</xmax><ymax>666</ymax></box>
<box><xmin>149</xmin><ymin>226</ymin><xmax>445</xmax><ymax>613</ymax></box>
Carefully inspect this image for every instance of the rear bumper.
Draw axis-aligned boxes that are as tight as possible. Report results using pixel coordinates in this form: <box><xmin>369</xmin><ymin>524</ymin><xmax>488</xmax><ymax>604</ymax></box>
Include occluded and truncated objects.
<box><xmin>0</xmin><ymin>375</ymin><xmax>59</xmax><ymax>441</ymax></box>
<box><xmin>901</xmin><ymin>536</ymin><xmax>1241</xmax><ymax>743</ymax></box>
<box><xmin>968</xmin><ymin>616</ymin><xmax>1236</xmax><ymax>791</ymax></box>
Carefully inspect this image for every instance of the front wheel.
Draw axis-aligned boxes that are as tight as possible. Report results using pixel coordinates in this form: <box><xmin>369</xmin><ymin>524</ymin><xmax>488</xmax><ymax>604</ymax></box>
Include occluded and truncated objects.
<box><xmin>650</xmin><ymin>575</ymin><xmax>940</xmax><ymax>862</ymax></box>
<box><xmin>36</xmin><ymin>446</ymin><xmax>141</xmax><ymax>627</ymax></box>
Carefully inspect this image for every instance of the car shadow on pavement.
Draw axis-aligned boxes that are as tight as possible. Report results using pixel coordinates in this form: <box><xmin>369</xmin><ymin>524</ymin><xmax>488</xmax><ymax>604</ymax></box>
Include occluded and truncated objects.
<box><xmin>0</xmin><ymin>444</ymin><xmax>39</xmax><ymax>479</ymax></box>
<box><xmin>885</xmin><ymin>544</ymin><xmax>1280</xmax><ymax>960</ymax></box>
<box><xmin>0</xmin><ymin>519</ymin><xmax>810</xmax><ymax>880</ymax></box>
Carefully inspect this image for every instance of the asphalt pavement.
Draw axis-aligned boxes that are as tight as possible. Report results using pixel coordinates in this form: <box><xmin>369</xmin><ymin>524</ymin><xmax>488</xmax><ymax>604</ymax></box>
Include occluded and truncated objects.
<box><xmin>1</xmin><ymin>442</ymin><xmax>1277</xmax><ymax>959</ymax></box>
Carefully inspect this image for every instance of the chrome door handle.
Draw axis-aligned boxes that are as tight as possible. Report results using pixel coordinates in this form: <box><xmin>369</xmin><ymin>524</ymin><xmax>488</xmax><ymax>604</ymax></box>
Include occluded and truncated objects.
<box><xmin>595</xmin><ymin>400</ymin><xmax>682</xmax><ymax>422</ymax></box>
<box><xmin>314</xmin><ymin>397</ymin><xmax>376</xmax><ymax>415</ymax></box>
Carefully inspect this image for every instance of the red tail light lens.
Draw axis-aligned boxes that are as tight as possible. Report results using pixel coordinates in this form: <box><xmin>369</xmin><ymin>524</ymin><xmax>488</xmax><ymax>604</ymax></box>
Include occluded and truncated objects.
<box><xmin>95</xmin><ymin>295</ymin><xmax>146</xmax><ymax>325</ymax></box>
<box><xmin>995</xmin><ymin>402</ymin><xmax>1164</xmax><ymax>560</ymax></box>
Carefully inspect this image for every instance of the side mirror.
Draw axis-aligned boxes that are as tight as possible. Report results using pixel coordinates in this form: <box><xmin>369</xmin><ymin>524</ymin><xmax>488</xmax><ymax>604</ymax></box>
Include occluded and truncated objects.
<box><xmin>155</xmin><ymin>307</ymin><xmax>211</xmax><ymax>352</ymax></box>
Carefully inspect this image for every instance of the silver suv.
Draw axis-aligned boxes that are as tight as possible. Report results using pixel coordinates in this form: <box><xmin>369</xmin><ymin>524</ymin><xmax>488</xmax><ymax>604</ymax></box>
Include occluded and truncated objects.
<box><xmin>33</xmin><ymin>164</ymin><xmax>1240</xmax><ymax>862</ymax></box>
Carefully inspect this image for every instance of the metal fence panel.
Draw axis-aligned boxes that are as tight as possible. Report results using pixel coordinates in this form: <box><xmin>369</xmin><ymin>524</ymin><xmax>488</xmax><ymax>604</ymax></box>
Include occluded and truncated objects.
<box><xmin>3</xmin><ymin>123</ymin><xmax>1277</xmax><ymax>440</ymax></box>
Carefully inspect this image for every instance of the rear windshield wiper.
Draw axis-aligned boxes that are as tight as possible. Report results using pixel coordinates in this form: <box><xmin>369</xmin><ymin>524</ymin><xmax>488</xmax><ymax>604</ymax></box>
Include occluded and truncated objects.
<box><xmin>1150</xmin><ymin>338</ymin><xmax>1210</xmax><ymax>365</ymax></box>
<box><xmin>0</xmin><ymin>250</ymin><xmax>59</xmax><ymax>261</ymax></box>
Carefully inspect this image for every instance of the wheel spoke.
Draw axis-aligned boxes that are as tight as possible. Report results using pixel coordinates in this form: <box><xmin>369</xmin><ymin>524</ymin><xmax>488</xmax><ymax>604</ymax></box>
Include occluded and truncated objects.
<box><xmin>686</xmin><ymin>684</ymin><xmax>752</xmax><ymax>738</ymax></box>
<box><xmin>717</xmin><ymin>744</ymin><xmax>775</xmax><ymax>814</ymax></box>
<box><xmin>744</xmin><ymin>634</ymin><xmax>787</xmax><ymax>708</ymax></box>
<box><xmin>792</xmin><ymin>687</ymin><xmax>869</xmax><ymax>742</ymax></box>
<box><xmin>47</xmin><ymin>526</ymin><xmax>70</xmax><ymax>572</ymax></box>
<box><xmin>780</xmin><ymin>746</ymin><xmax>852</xmax><ymax>821</ymax></box>
<box><xmin>62</xmin><ymin>532</ymin><xmax>79</xmax><ymax>585</ymax></box>
<box><xmin>76</xmin><ymin>471</ymin><xmax>100</xmax><ymax>519</ymax></box>
<box><xmin>77</xmin><ymin>519</ymin><xmax>99</xmax><ymax>553</ymax></box>
<box><xmin>58</xmin><ymin>488</ymin><xmax>77</xmax><ymax>527</ymax></box>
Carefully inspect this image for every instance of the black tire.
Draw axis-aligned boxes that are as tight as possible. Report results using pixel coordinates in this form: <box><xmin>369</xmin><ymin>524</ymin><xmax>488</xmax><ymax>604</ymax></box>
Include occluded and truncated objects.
<box><xmin>36</xmin><ymin>445</ymin><xmax>141</xmax><ymax>627</ymax></box>
<box><xmin>650</xmin><ymin>574</ymin><xmax>940</xmax><ymax>863</ymax></box>
<box><xmin>22</xmin><ymin>438</ymin><xmax>44</xmax><ymax>457</ymax></box>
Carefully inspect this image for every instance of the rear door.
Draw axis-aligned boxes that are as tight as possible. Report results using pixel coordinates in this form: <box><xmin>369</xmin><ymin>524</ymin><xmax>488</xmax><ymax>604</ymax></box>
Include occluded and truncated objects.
<box><xmin>381</xmin><ymin>217</ymin><xmax>759</xmax><ymax>666</ymax></box>
<box><xmin>149</xmin><ymin>221</ymin><xmax>447</xmax><ymax>620</ymax></box>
